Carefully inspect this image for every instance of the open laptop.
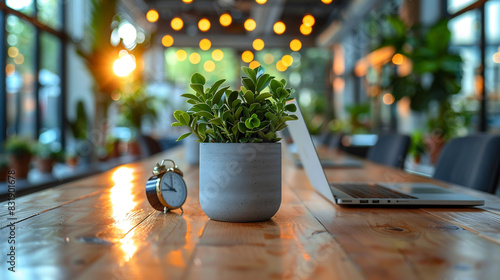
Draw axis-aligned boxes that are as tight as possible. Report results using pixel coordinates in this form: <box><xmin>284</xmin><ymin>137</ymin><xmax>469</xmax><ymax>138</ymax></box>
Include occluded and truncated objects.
<box><xmin>286</xmin><ymin>100</ymin><xmax>484</xmax><ymax>206</ymax></box>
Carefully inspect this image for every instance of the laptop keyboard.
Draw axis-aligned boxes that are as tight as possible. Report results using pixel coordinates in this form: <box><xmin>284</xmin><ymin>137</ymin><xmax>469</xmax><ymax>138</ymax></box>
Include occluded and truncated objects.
<box><xmin>332</xmin><ymin>183</ymin><xmax>418</xmax><ymax>199</ymax></box>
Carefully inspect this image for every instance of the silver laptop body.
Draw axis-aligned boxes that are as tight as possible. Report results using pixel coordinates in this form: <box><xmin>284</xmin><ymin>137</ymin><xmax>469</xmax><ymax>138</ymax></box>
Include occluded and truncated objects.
<box><xmin>286</xmin><ymin>100</ymin><xmax>484</xmax><ymax>206</ymax></box>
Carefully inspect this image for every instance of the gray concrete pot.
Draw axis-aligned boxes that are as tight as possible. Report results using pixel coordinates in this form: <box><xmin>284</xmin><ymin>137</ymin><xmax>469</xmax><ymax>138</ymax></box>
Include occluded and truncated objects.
<box><xmin>199</xmin><ymin>142</ymin><xmax>282</xmax><ymax>222</ymax></box>
<box><xmin>184</xmin><ymin>134</ymin><xmax>200</xmax><ymax>165</ymax></box>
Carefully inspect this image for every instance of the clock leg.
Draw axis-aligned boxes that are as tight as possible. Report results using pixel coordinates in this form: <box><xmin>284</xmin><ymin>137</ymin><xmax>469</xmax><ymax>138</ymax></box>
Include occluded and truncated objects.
<box><xmin>163</xmin><ymin>207</ymin><xmax>168</xmax><ymax>214</ymax></box>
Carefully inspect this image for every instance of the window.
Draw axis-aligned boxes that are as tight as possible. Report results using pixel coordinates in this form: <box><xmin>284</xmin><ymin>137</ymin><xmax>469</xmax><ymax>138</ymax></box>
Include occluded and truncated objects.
<box><xmin>0</xmin><ymin>1</ymin><xmax>66</xmax><ymax>149</ymax></box>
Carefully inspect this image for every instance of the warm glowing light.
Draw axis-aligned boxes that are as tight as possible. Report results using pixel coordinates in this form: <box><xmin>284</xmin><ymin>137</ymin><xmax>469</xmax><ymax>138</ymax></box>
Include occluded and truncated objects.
<box><xmin>392</xmin><ymin>53</ymin><xmax>405</xmax><ymax>65</ymax></box>
<box><xmin>276</xmin><ymin>60</ymin><xmax>287</xmax><ymax>72</ymax></box>
<box><xmin>171</xmin><ymin>17</ymin><xmax>184</xmax><ymax>31</ymax></box>
<box><xmin>182</xmin><ymin>0</ymin><xmax>193</xmax><ymax>3</ymax></box>
<box><xmin>199</xmin><ymin>38</ymin><xmax>211</xmax><ymax>51</ymax></box>
<box><xmin>322</xmin><ymin>0</ymin><xmax>333</xmax><ymax>4</ymax></box>
<box><xmin>113</xmin><ymin>54</ymin><xmax>136</xmax><ymax>77</ymax></box>
<box><xmin>204</xmin><ymin>60</ymin><xmax>215</xmax><ymax>72</ymax></box>
<box><xmin>146</xmin><ymin>10</ymin><xmax>159</xmax><ymax>23</ymax></box>
<box><xmin>111</xmin><ymin>91</ymin><xmax>121</xmax><ymax>101</ymax></box>
<box><xmin>256</xmin><ymin>0</ymin><xmax>267</xmax><ymax>4</ymax></box>
<box><xmin>302</xmin><ymin>14</ymin><xmax>315</xmax><ymax>27</ymax></box>
<box><xmin>383</xmin><ymin>93</ymin><xmax>395</xmax><ymax>105</ymax></box>
<box><xmin>162</xmin><ymin>35</ymin><xmax>174</xmax><ymax>47</ymax></box>
<box><xmin>14</xmin><ymin>54</ymin><xmax>24</xmax><ymax>64</ymax></box>
<box><xmin>290</xmin><ymin>39</ymin><xmax>302</xmax><ymax>51</ymax></box>
<box><xmin>252</xmin><ymin>38</ymin><xmax>265</xmax><ymax>51</ymax></box>
<box><xmin>198</xmin><ymin>18</ymin><xmax>211</xmax><ymax>32</ymax></box>
<box><xmin>249</xmin><ymin>61</ymin><xmax>261</xmax><ymax>69</ymax></box>
<box><xmin>333</xmin><ymin>77</ymin><xmax>345</xmax><ymax>93</ymax></box>
<box><xmin>8</xmin><ymin>47</ymin><xmax>18</xmax><ymax>58</ymax></box>
<box><xmin>220</xmin><ymin>13</ymin><xmax>232</xmax><ymax>27</ymax></box>
<box><xmin>300</xmin><ymin>24</ymin><xmax>312</xmax><ymax>35</ymax></box>
<box><xmin>282</xmin><ymin>55</ymin><xmax>293</xmax><ymax>67</ymax></box>
<box><xmin>244</xmin><ymin>19</ymin><xmax>257</xmax><ymax>31</ymax></box>
<box><xmin>212</xmin><ymin>49</ymin><xmax>224</xmax><ymax>61</ymax></box>
<box><xmin>112</xmin><ymin>167</ymin><xmax>135</xmax><ymax>184</ymax></box>
<box><xmin>493</xmin><ymin>52</ymin><xmax>500</xmax><ymax>63</ymax></box>
<box><xmin>176</xmin><ymin>49</ymin><xmax>187</xmax><ymax>61</ymax></box>
<box><xmin>189</xmin><ymin>52</ymin><xmax>201</xmax><ymax>64</ymax></box>
<box><xmin>241</xmin><ymin>50</ymin><xmax>254</xmax><ymax>63</ymax></box>
<box><xmin>263</xmin><ymin>54</ymin><xmax>274</xmax><ymax>64</ymax></box>
<box><xmin>273</xmin><ymin>21</ymin><xmax>286</xmax><ymax>34</ymax></box>
<box><xmin>6</xmin><ymin>64</ymin><xmax>15</xmax><ymax>76</ymax></box>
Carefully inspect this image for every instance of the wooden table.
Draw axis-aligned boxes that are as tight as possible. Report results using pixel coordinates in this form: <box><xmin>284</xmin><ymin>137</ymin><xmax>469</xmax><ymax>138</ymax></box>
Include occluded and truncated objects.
<box><xmin>2</xmin><ymin>146</ymin><xmax>500</xmax><ymax>279</ymax></box>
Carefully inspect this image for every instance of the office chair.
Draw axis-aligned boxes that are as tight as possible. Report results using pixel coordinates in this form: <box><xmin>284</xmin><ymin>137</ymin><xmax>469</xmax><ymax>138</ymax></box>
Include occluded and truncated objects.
<box><xmin>433</xmin><ymin>134</ymin><xmax>500</xmax><ymax>194</ymax></box>
<box><xmin>366</xmin><ymin>134</ymin><xmax>411</xmax><ymax>169</ymax></box>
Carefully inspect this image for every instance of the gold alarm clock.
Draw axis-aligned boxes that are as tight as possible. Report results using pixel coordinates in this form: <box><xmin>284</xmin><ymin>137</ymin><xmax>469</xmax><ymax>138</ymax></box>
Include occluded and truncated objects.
<box><xmin>145</xmin><ymin>159</ymin><xmax>187</xmax><ymax>212</ymax></box>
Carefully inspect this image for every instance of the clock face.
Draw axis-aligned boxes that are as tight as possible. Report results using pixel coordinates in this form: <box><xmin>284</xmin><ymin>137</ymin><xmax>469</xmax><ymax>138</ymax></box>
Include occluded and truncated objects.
<box><xmin>160</xmin><ymin>172</ymin><xmax>187</xmax><ymax>208</ymax></box>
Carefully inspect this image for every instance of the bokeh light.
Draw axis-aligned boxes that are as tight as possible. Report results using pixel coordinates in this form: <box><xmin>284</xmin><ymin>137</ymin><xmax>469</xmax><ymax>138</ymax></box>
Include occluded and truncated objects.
<box><xmin>212</xmin><ymin>49</ymin><xmax>224</xmax><ymax>61</ymax></box>
<box><xmin>198</xmin><ymin>18</ymin><xmax>211</xmax><ymax>32</ymax></box>
<box><xmin>276</xmin><ymin>60</ymin><xmax>287</xmax><ymax>72</ymax></box>
<box><xmin>182</xmin><ymin>0</ymin><xmax>193</xmax><ymax>3</ymax></box>
<box><xmin>244</xmin><ymin>19</ymin><xmax>257</xmax><ymax>31</ymax></box>
<box><xmin>494</xmin><ymin>52</ymin><xmax>500</xmax><ymax>63</ymax></box>
<box><xmin>162</xmin><ymin>35</ymin><xmax>174</xmax><ymax>47</ymax></box>
<box><xmin>146</xmin><ymin>10</ymin><xmax>159</xmax><ymax>23</ymax></box>
<box><xmin>383</xmin><ymin>93</ymin><xmax>395</xmax><ymax>105</ymax></box>
<box><xmin>256</xmin><ymin>0</ymin><xmax>267</xmax><ymax>4</ymax></box>
<box><xmin>189</xmin><ymin>52</ymin><xmax>201</xmax><ymax>64</ymax></box>
<box><xmin>249</xmin><ymin>61</ymin><xmax>261</xmax><ymax>69</ymax></box>
<box><xmin>252</xmin><ymin>38</ymin><xmax>265</xmax><ymax>51</ymax></box>
<box><xmin>199</xmin><ymin>38</ymin><xmax>211</xmax><ymax>50</ymax></box>
<box><xmin>263</xmin><ymin>53</ymin><xmax>274</xmax><ymax>64</ymax></box>
<box><xmin>273</xmin><ymin>21</ymin><xmax>286</xmax><ymax>34</ymax></box>
<box><xmin>14</xmin><ymin>54</ymin><xmax>24</xmax><ymax>64</ymax></box>
<box><xmin>7</xmin><ymin>46</ymin><xmax>18</xmax><ymax>58</ymax></box>
<box><xmin>204</xmin><ymin>60</ymin><xmax>215</xmax><ymax>72</ymax></box>
<box><xmin>302</xmin><ymin>14</ymin><xmax>315</xmax><ymax>27</ymax></box>
<box><xmin>6</xmin><ymin>64</ymin><xmax>15</xmax><ymax>76</ymax></box>
<box><xmin>282</xmin><ymin>55</ymin><xmax>293</xmax><ymax>67</ymax></box>
<box><xmin>300</xmin><ymin>24</ymin><xmax>312</xmax><ymax>35</ymax></box>
<box><xmin>220</xmin><ymin>13</ymin><xmax>232</xmax><ymax>27</ymax></box>
<box><xmin>290</xmin><ymin>39</ymin><xmax>302</xmax><ymax>51</ymax></box>
<box><xmin>176</xmin><ymin>49</ymin><xmax>187</xmax><ymax>61</ymax></box>
<box><xmin>113</xmin><ymin>54</ymin><xmax>136</xmax><ymax>77</ymax></box>
<box><xmin>322</xmin><ymin>0</ymin><xmax>333</xmax><ymax>4</ymax></box>
<box><xmin>392</xmin><ymin>53</ymin><xmax>405</xmax><ymax>65</ymax></box>
<box><xmin>242</xmin><ymin>51</ymin><xmax>254</xmax><ymax>63</ymax></box>
<box><xmin>171</xmin><ymin>17</ymin><xmax>184</xmax><ymax>31</ymax></box>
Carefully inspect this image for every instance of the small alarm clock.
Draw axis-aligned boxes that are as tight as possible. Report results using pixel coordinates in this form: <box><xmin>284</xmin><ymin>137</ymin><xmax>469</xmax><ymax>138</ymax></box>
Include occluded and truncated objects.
<box><xmin>145</xmin><ymin>159</ymin><xmax>187</xmax><ymax>212</ymax></box>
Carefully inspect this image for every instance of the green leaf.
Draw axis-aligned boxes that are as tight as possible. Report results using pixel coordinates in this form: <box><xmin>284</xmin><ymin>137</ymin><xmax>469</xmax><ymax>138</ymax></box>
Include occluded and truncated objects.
<box><xmin>191</xmin><ymin>103</ymin><xmax>212</xmax><ymax>113</ymax></box>
<box><xmin>249</xmin><ymin>103</ymin><xmax>261</xmax><ymax>112</ymax></box>
<box><xmin>270</xmin><ymin>80</ymin><xmax>282</xmax><ymax>95</ymax></box>
<box><xmin>255</xmin><ymin>92</ymin><xmax>272</xmax><ymax>103</ymax></box>
<box><xmin>173</xmin><ymin>110</ymin><xmax>190</xmax><ymax>126</ymax></box>
<box><xmin>277</xmin><ymin>87</ymin><xmax>289</xmax><ymax>99</ymax></box>
<box><xmin>181</xmin><ymin>93</ymin><xmax>201</xmax><ymax>102</ymax></box>
<box><xmin>232</xmin><ymin>99</ymin><xmax>242</xmax><ymax>108</ymax></box>
<box><xmin>221</xmin><ymin>110</ymin><xmax>231</xmax><ymax>122</ymax></box>
<box><xmin>208</xmin><ymin>79</ymin><xmax>226</xmax><ymax>95</ymax></box>
<box><xmin>242</xmin><ymin>77</ymin><xmax>256</xmax><ymax>93</ymax></box>
<box><xmin>210</xmin><ymin>117</ymin><xmax>223</xmax><ymax>126</ymax></box>
<box><xmin>243</xmin><ymin>90</ymin><xmax>254</xmax><ymax>103</ymax></box>
<box><xmin>241</xmin><ymin>66</ymin><xmax>257</xmax><ymax>83</ymax></box>
<box><xmin>171</xmin><ymin>122</ymin><xmax>183</xmax><ymax>127</ymax></box>
<box><xmin>245</xmin><ymin>118</ymin><xmax>254</xmax><ymax>129</ymax></box>
<box><xmin>256</xmin><ymin>66</ymin><xmax>265</xmax><ymax>78</ymax></box>
<box><xmin>190</xmin><ymin>83</ymin><xmax>204</xmax><ymax>95</ymax></box>
<box><xmin>191</xmin><ymin>73</ymin><xmax>206</xmax><ymax>85</ymax></box>
<box><xmin>176</xmin><ymin>132</ymin><xmax>192</xmax><ymax>141</ymax></box>
<box><xmin>194</xmin><ymin>111</ymin><xmax>214</xmax><ymax>120</ymax></box>
<box><xmin>213</xmin><ymin>86</ymin><xmax>230</xmax><ymax>105</ymax></box>
<box><xmin>227</xmin><ymin>91</ymin><xmax>238</xmax><ymax>106</ymax></box>
<box><xmin>187</xmin><ymin>99</ymin><xmax>197</xmax><ymax>105</ymax></box>
<box><xmin>285</xmin><ymin>103</ymin><xmax>297</xmax><ymax>112</ymax></box>
<box><xmin>238</xmin><ymin>122</ymin><xmax>247</xmax><ymax>133</ymax></box>
<box><xmin>256</xmin><ymin>74</ymin><xmax>271</xmax><ymax>93</ymax></box>
<box><xmin>235</xmin><ymin>106</ymin><xmax>243</xmax><ymax>120</ymax></box>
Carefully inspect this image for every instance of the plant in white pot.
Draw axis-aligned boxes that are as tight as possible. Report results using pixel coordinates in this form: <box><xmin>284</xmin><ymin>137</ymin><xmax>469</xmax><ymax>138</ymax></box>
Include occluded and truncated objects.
<box><xmin>172</xmin><ymin>66</ymin><xmax>298</xmax><ymax>222</ymax></box>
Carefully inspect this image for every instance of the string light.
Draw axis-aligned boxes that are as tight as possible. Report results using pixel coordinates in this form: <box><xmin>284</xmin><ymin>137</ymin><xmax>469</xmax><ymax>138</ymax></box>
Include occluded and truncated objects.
<box><xmin>392</xmin><ymin>53</ymin><xmax>405</xmax><ymax>65</ymax></box>
<box><xmin>300</xmin><ymin>24</ymin><xmax>312</xmax><ymax>35</ymax></box>
<box><xmin>276</xmin><ymin>60</ymin><xmax>287</xmax><ymax>72</ymax></box>
<box><xmin>256</xmin><ymin>0</ymin><xmax>267</xmax><ymax>4</ymax></box>
<box><xmin>252</xmin><ymin>39</ymin><xmax>265</xmax><ymax>51</ymax></box>
<box><xmin>244</xmin><ymin>19</ymin><xmax>257</xmax><ymax>31</ymax></box>
<box><xmin>302</xmin><ymin>14</ymin><xmax>315</xmax><ymax>27</ymax></box>
<box><xmin>176</xmin><ymin>50</ymin><xmax>187</xmax><ymax>61</ymax></box>
<box><xmin>161</xmin><ymin>35</ymin><xmax>174</xmax><ymax>47</ymax></box>
<box><xmin>220</xmin><ymin>13</ymin><xmax>232</xmax><ymax>27</ymax></box>
<box><xmin>242</xmin><ymin>51</ymin><xmax>254</xmax><ymax>63</ymax></box>
<box><xmin>182</xmin><ymin>0</ymin><xmax>193</xmax><ymax>3</ymax></box>
<box><xmin>321</xmin><ymin>0</ymin><xmax>333</xmax><ymax>4</ymax></box>
<box><xmin>146</xmin><ymin>10</ymin><xmax>159</xmax><ymax>23</ymax></box>
<box><xmin>249</xmin><ymin>61</ymin><xmax>261</xmax><ymax>69</ymax></box>
<box><xmin>212</xmin><ymin>49</ymin><xmax>224</xmax><ymax>61</ymax></box>
<box><xmin>204</xmin><ymin>61</ymin><xmax>215</xmax><ymax>72</ymax></box>
<box><xmin>282</xmin><ymin>55</ymin><xmax>293</xmax><ymax>67</ymax></box>
<box><xmin>199</xmin><ymin>38</ymin><xmax>211</xmax><ymax>51</ymax></box>
<box><xmin>273</xmin><ymin>21</ymin><xmax>286</xmax><ymax>35</ymax></box>
<box><xmin>383</xmin><ymin>93</ymin><xmax>395</xmax><ymax>105</ymax></box>
<box><xmin>189</xmin><ymin>52</ymin><xmax>201</xmax><ymax>64</ymax></box>
<box><xmin>198</xmin><ymin>18</ymin><xmax>211</xmax><ymax>32</ymax></box>
<box><xmin>290</xmin><ymin>39</ymin><xmax>302</xmax><ymax>51</ymax></box>
<box><xmin>263</xmin><ymin>53</ymin><xmax>274</xmax><ymax>64</ymax></box>
<box><xmin>171</xmin><ymin>17</ymin><xmax>184</xmax><ymax>31</ymax></box>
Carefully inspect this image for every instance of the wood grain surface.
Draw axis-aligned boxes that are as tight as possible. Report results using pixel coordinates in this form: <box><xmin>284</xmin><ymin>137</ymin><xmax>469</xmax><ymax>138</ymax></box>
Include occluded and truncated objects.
<box><xmin>1</xmin><ymin>146</ymin><xmax>500</xmax><ymax>280</ymax></box>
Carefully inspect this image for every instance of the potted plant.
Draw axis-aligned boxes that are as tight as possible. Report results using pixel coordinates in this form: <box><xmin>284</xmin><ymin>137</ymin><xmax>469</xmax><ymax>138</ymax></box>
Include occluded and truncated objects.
<box><xmin>5</xmin><ymin>137</ymin><xmax>33</xmax><ymax>179</ymax></box>
<box><xmin>409</xmin><ymin>130</ymin><xmax>426</xmax><ymax>164</ymax></box>
<box><xmin>34</xmin><ymin>143</ymin><xmax>64</xmax><ymax>174</ymax></box>
<box><xmin>0</xmin><ymin>154</ymin><xmax>8</xmax><ymax>182</ymax></box>
<box><xmin>172</xmin><ymin>66</ymin><xmax>298</xmax><ymax>222</ymax></box>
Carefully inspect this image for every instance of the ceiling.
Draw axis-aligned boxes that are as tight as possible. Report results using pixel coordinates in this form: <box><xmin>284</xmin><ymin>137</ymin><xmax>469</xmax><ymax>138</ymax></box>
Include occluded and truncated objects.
<box><xmin>129</xmin><ymin>0</ymin><xmax>346</xmax><ymax>49</ymax></box>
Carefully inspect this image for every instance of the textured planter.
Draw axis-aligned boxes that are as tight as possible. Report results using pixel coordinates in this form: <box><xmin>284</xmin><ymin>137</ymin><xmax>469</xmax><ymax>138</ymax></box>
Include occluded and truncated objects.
<box><xmin>35</xmin><ymin>158</ymin><xmax>55</xmax><ymax>174</ymax></box>
<box><xmin>199</xmin><ymin>142</ymin><xmax>282</xmax><ymax>222</ymax></box>
<box><xmin>8</xmin><ymin>154</ymin><xmax>31</xmax><ymax>179</ymax></box>
<box><xmin>185</xmin><ymin>134</ymin><xmax>200</xmax><ymax>165</ymax></box>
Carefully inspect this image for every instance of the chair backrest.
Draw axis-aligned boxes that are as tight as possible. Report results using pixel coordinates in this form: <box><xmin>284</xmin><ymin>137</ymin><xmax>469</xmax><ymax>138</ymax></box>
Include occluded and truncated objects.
<box><xmin>433</xmin><ymin>134</ymin><xmax>500</xmax><ymax>194</ymax></box>
<box><xmin>366</xmin><ymin>134</ymin><xmax>411</xmax><ymax>169</ymax></box>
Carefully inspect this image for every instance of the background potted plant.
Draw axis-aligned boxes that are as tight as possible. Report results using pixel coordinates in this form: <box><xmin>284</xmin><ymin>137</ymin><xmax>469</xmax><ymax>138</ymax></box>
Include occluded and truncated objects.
<box><xmin>172</xmin><ymin>66</ymin><xmax>298</xmax><ymax>222</ymax></box>
<box><xmin>68</xmin><ymin>100</ymin><xmax>89</xmax><ymax>165</ymax></box>
<box><xmin>0</xmin><ymin>154</ymin><xmax>8</xmax><ymax>182</ymax></box>
<box><xmin>34</xmin><ymin>143</ymin><xmax>65</xmax><ymax>174</ymax></box>
<box><xmin>409</xmin><ymin>130</ymin><xmax>426</xmax><ymax>163</ymax></box>
<box><xmin>5</xmin><ymin>137</ymin><xmax>33</xmax><ymax>179</ymax></box>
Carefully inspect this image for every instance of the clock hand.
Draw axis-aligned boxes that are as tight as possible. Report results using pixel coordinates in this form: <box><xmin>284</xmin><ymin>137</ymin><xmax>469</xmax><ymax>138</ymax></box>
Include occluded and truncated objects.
<box><xmin>163</xmin><ymin>179</ymin><xmax>177</xmax><ymax>192</ymax></box>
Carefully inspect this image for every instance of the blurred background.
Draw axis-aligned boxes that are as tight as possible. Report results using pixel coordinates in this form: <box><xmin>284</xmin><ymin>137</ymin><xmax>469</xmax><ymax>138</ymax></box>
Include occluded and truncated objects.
<box><xmin>0</xmin><ymin>0</ymin><xmax>497</xmax><ymax>190</ymax></box>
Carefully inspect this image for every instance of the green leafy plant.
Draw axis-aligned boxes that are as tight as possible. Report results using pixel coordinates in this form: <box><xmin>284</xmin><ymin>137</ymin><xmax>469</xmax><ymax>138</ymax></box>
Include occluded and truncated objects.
<box><xmin>0</xmin><ymin>154</ymin><xmax>7</xmax><ymax>168</ymax></box>
<box><xmin>409</xmin><ymin>130</ymin><xmax>426</xmax><ymax>159</ymax></box>
<box><xmin>68</xmin><ymin>101</ymin><xmax>88</xmax><ymax>140</ymax></box>
<box><xmin>35</xmin><ymin>143</ymin><xmax>65</xmax><ymax>162</ymax></box>
<box><xmin>117</xmin><ymin>87</ymin><xmax>159</xmax><ymax>135</ymax></box>
<box><xmin>5</xmin><ymin>137</ymin><xmax>33</xmax><ymax>157</ymax></box>
<box><xmin>172</xmin><ymin>66</ymin><xmax>298</xmax><ymax>143</ymax></box>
